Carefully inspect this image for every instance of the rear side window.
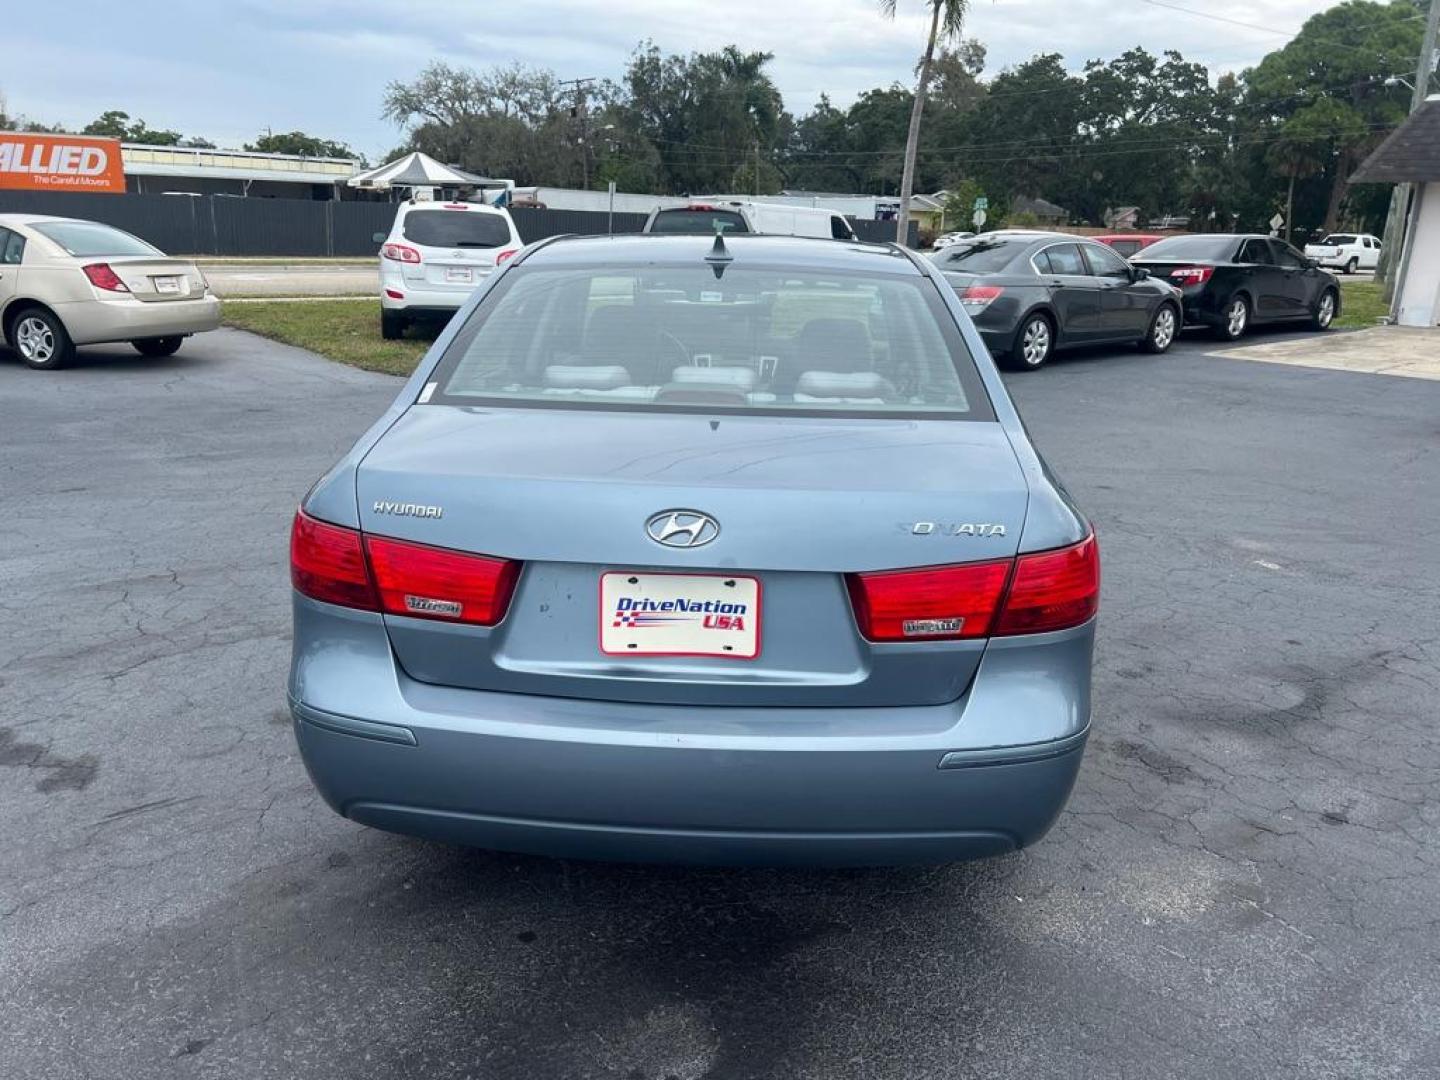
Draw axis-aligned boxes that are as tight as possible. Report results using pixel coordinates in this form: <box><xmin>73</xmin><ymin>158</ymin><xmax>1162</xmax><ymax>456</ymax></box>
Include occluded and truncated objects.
<box><xmin>0</xmin><ymin>228</ymin><xmax>24</xmax><ymax>265</ymax></box>
<box><xmin>830</xmin><ymin>215</ymin><xmax>854</xmax><ymax>240</ymax></box>
<box><xmin>649</xmin><ymin>209</ymin><xmax>750</xmax><ymax>235</ymax></box>
<box><xmin>1037</xmin><ymin>244</ymin><xmax>1086</xmax><ymax>275</ymax></box>
<box><xmin>928</xmin><ymin>238</ymin><xmax>1028</xmax><ymax>272</ymax></box>
<box><xmin>426</xmin><ymin>264</ymin><xmax>993</xmax><ymax>420</ymax></box>
<box><xmin>402</xmin><ymin>210</ymin><xmax>511</xmax><ymax>249</ymax></box>
<box><xmin>30</xmin><ymin>221</ymin><xmax>160</xmax><ymax>257</ymax></box>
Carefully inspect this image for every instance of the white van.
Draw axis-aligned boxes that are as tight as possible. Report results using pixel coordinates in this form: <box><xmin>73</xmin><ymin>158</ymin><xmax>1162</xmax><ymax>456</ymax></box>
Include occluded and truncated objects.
<box><xmin>643</xmin><ymin>200</ymin><xmax>858</xmax><ymax>241</ymax></box>
<box><xmin>375</xmin><ymin>200</ymin><xmax>523</xmax><ymax>339</ymax></box>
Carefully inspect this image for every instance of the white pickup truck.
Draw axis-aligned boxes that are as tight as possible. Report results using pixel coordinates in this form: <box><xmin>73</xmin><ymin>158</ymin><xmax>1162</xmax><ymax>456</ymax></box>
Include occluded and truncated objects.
<box><xmin>1303</xmin><ymin>233</ymin><xmax>1381</xmax><ymax>274</ymax></box>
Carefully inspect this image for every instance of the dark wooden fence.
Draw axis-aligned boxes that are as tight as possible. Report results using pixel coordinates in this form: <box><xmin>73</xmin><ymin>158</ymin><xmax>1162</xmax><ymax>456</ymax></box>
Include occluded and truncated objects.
<box><xmin>0</xmin><ymin>191</ymin><xmax>918</xmax><ymax>255</ymax></box>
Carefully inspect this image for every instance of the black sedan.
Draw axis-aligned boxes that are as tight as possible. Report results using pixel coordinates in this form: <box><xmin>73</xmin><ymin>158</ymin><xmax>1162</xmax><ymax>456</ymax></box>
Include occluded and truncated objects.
<box><xmin>928</xmin><ymin>231</ymin><xmax>1183</xmax><ymax>370</ymax></box>
<box><xmin>1132</xmin><ymin>234</ymin><xmax>1340</xmax><ymax>341</ymax></box>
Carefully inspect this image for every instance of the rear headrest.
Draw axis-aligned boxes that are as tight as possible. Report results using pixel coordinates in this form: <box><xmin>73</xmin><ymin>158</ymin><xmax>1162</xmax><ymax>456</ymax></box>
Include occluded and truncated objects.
<box><xmin>670</xmin><ymin>366</ymin><xmax>758</xmax><ymax>392</ymax></box>
<box><xmin>543</xmin><ymin>365</ymin><xmax>632</xmax><ymax>390</ymax></box>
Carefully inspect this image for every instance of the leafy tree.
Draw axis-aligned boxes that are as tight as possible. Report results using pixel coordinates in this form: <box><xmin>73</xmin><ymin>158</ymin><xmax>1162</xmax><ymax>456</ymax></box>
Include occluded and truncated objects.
<box><xmin>1243</xmin><ymin>0</ymin><xmax>1421</xmax><ymax>232</ymax></box>
<box><xmin>245</xmin><ymin>131</ymin><xmax>356</xmax><ymax>159</ymax></box>
<box><xmin>878</xmin><ymin>0</ymin><xmax>970</xmax><ymax>242</ymax></box>
<box><xmin>82</xmin><ymin>110</ymin><xmax>184</xmax><ymax>146</ymax></box>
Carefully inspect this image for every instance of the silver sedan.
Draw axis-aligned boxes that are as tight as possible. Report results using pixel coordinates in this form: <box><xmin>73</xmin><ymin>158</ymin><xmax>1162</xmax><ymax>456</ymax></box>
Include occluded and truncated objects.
<box><xmin>0</xmin><ymin>214</ymin><xmax>220</xmax><ymax>369</ymax></box>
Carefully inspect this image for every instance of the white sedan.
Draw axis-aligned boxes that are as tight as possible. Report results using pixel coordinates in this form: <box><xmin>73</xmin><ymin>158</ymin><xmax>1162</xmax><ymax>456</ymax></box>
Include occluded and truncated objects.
<box><xmin>0</xmin><ymin>214</ymin><xmax>220</xmax><ymax>370</ymax></box>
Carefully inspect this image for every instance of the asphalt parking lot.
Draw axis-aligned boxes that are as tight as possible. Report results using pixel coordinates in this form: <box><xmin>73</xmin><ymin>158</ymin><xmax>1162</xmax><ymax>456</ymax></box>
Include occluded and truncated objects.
<box><xmin>2</xmin><ymin>327</ymin><xmax>1437</xmax><ymax>1080</ymax></box>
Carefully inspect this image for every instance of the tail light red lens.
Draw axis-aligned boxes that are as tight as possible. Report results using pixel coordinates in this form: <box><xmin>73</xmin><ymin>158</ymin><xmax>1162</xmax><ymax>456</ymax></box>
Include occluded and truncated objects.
<box><xmin>291</xmin><ymin>512</ymin><xmax>378</xmax><ymax>610</ymax></box>
<box><xmin>495</xmin><ymin>248</ymin><xmax>519</xmax><ymax>265</ymax></box>
<box><xmin>959</xmin><ymin>284</ymin><xmax>1005</xmax><ymax>308</ymax></box>
<box><xmin>82</xmin><ymin>263</ymin><xmax>130</xmax><ymax>292</ymax></box>
<box><xmin>847</xmin><ymin>534</ymin><xmax>1098</xmax><ymax>642</ymax></box>
<box><xmin>381</xmin><ymin>242</ymin><xmax>422</xmax><ymax>264</ymax></box>
<box><xmin>847</xmin><ymin>560</ymin><xmax>1012</xmax><ymax>641</ymax></box>
<box><xmin>290</xmin><ymin>510</ymin><xmax>520</xmax><ymax>626</ymax></box>
<box><xmin>994</xmin><ymin>534</ymin><xmax>1100</xmax><ymax>636</ymax></box>
<box><xmin>1169</xmin><ymin>265</ymin><xmax>1213</xmax><ymax>285</ymax></box>
<box><xmin>365</xmin><ymin>535</ymin><xmax>520</xmax><ymax>626</ymax></box>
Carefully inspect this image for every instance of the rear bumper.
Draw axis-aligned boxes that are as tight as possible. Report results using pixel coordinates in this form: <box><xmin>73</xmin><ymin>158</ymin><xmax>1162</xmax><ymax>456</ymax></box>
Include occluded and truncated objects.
<box><xmin>380</xmin><ymin>276</ymin><xmax>490</xmax><ymax>314</ymax></box>
<box><xmin>58</xmin><ymin>295</ymin><xmax>221</xmax><ymax>345</ymax></box>
<box><xmin>288</xmin><ymin>596</ymin><xmax>1093</xmax><ymax>866</ymax></box>
<box><xmin>293</xmin><ymin>701</ymin><xmax>1086</xmax><ymax>865</ymax></box>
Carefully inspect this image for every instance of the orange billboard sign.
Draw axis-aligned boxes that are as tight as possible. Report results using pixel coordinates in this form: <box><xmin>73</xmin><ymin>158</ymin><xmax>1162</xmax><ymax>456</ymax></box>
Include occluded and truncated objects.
<box><xmin>0</xmin><ymin>132</ymin><xmax>126</xmax><ymax>194</ymax></box>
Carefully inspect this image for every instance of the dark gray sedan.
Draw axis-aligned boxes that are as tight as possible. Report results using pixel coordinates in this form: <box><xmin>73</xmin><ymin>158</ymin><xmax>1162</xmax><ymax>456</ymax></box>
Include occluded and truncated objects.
<box><xmin>928</xmin><ymin>231</ymin><xmax>1183</xmax><ymax>370</ymax></box>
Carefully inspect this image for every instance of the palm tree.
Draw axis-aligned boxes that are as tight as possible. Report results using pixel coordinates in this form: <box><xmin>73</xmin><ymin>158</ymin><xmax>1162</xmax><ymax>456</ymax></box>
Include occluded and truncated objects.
<box><xmin>879</xmin><ymin>0</ymin><xmax>970</xmax><ymax>244</ymax></box>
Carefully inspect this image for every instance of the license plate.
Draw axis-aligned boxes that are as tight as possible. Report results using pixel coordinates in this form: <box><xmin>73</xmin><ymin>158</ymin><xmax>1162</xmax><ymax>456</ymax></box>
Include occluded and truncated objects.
<box><xmin>445</xmin><ymin>267</ymin><xmax>472</xmax><ymax>283</ymax></box>
<box><xmin>153</xmin><ymin>276</ymin><xmax>182</xmax><ymax>294</ymax></box>
<box><xmin>600</xmin><ymin>572</ymin><xmax>760</xmax><ymax>659</ymax></box>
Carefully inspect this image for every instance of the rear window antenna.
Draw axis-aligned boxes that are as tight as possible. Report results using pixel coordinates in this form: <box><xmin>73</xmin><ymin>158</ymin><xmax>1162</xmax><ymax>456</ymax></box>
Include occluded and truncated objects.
<box><xmin>706</xmin><ymin>227</ymin><xmax>733</xmax><ymax>279</ymax></box>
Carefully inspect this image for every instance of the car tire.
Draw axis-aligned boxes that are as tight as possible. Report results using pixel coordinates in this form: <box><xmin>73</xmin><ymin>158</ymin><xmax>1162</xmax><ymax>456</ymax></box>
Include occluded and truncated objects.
<box><xmin>1345</xmin><ymin>257</ymin><xmax>1358</xmax><ymax>275</ymax></box>
<box><xmin>1311</xmin><ymin>288</ymin><xmax>1338</xmax><ymax>331</ymax></box>
<box><xmin>1140</xmin><ymin>303</ymin><xmax>1179</xmax><ymax>354</ymax></box>
<box><xmin>1214</xmin><ymin>295</ymin><xmax>1250</xmax><ymax>342</ymax></box>
<box><xmin>1004</xmin><ymin>313</ymin><xmax>1054</xmax><ymax>371</ymax></box>
<box><xmin>381</xmin><ymin>312</ymin><xmax>407</xmax><ymax>341</ymax></box>
<box><xmin>8</xmin><ymin>307</ymin><xmax>75</xmax><ymax>370</ymax></box>
<box><xmin>132</xmin><ymin>336</ymin><xmax>184</xmax><ymax>358</ymax></box>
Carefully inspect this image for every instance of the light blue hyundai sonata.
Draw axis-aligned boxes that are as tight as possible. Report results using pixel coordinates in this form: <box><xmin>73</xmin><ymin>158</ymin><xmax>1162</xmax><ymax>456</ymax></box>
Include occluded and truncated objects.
<box><xmin>288</xmin><ymin>233</ymin><xmax>1097</xmax><ymax>865</ymax></box>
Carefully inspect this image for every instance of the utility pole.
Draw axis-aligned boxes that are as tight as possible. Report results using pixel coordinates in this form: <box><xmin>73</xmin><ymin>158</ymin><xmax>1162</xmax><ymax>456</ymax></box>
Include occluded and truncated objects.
<box><xmin>1376</xmin><ymin>0</ymin><xmax>1440</xmax><ymax>301</ymax></box>
<box><xmin>559</xmin><ymin>77</ymin><xmax>596</xmax><ymax>190</ymax></box>
<box><xmin>753</xmin><ymin>140</ymin><xmax>761</xmax><ymax>197</ymax></box>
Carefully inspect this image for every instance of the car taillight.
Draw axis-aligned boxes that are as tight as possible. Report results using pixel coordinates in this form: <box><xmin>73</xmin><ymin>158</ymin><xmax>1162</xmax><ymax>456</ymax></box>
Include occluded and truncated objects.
<box><xmin>381</xmin><ymin>242</ymin><xmax>422</xmax><ymax>264</ymax></box>
<box><xmin>495</xmin><ymin>248</ymin><xmax>519</xmax><ymax>265</ymax></box>
<box><xmin>365</xmin><ymin>535</ymin><xmax>520</xmax><ymax>626</ymax></box>
<box><xmin>1169</xmin><ymin>265</ymin><xmax>1213</xmax><ymax>285</ymax></box>
<box><xmin>291</xmin><ymin>512</ymin><xmax>377</xmax><ymax>611</ymax></box>
<box><xmin>846</xmin><ymin>534</ymin><xmax>1099</xmax><ymax>642</ymax></box>
<box><xmin>83</xmin><ymin>263</ymin><xmax>129</xmax><ymax>292</ymax></box>
<box><xmin>290</xmin><ymin>510</ymin><xmax>521</xmax><ymax>625</ymax></box>
<box><xmin>994</xmin><ymin>535</ymin><xmax>1100</xmax><ymax>636</ymax></box>
<box><xmin>960</xmin><ymin>284</ymin><xmax>1005</xmax><ymax>309</ymax></box>
<box><xmin>847</xmin><ymin>560</ymin><xmax>1012</xmax><ymax>641</ymax></box>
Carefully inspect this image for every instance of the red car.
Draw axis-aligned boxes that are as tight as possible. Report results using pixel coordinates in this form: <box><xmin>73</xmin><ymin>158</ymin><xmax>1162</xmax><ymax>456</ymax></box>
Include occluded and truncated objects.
<box><xmin>1093</xmin><ymin>233</ymin><xmax>1166</xmax><ymax>259</ymax></box>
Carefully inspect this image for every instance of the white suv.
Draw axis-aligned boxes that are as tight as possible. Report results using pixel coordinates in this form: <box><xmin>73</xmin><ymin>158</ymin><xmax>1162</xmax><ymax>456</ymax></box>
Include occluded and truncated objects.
<box><xmin>375</xmin><ymin>200</ymin><xmax>523</xmax><ymax>338</ymax></box>
<box><xmin>1303</xmin><ymin>233</ymin><xmax>1381</xmax><ymax>274</ymax></box>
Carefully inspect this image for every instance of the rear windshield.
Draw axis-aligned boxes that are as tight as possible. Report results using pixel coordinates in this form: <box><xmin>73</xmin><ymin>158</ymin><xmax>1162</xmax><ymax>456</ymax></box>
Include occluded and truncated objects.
<box><xmin>1136</xmin><ymin>235</ymin><xmax>1238</xmax><ymax>261</ymax></box>
<box><xmin>1106</xmin><ymin>239</ymin><xmax>1141</xmax><ymax>257</ymax></box>
<box><xmin>426</xmin><ymin>264</ymin><xmax>992</xmax><ymax>420</ymax></box>
<box><xmin>401</xmin><ymin>210</ymin><xmax>511</xmax><ymax>248</ymax></box>
<box><xmin>649</xmin><ymin>209</ymin><xmax>750</xmax><ymax>235</ymax></box>
<box><xmin>1319</xmin><ymin>234</ymin><xmax>1357</xmax><ymax>246</ymax></box>
<box><xmin>927</xmin><ymin>238</ymin><xmax>1028</xmax><ymax>273</ymax></box>
<box><xmin>30</xmin><ymin>221</ymin><xmax>160</xmax><ymax>257</ymax></box>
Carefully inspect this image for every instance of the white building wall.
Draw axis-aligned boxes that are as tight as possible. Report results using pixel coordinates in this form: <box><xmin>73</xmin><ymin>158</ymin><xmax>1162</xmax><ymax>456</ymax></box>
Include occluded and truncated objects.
<box><xmin>1396</xmin><ymin>181</ymin><xmax>1440</xmax><ymax>328</ymax></box>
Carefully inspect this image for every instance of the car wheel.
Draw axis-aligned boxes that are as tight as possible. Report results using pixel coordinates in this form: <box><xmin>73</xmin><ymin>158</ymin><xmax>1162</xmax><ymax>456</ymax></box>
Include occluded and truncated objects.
<box><xmin>1345</xmin><ymin>257</ymin><xmax>1358</xmax><ymax>275</ymax></box>
<box><xmin>1005</xmin><ymin>313</ymin><xmax>1053</xmax><ymax>371</ymax></box>
<box><xmin>9</xmin><ymin>307</ymin><xmax>75</xmax><ymax>370</ymax></box>
<box><xmin>1140</xmin><ymin>304</ymin><xmax>1178</xmax><ymax>354</ymax></box>
<box><xmin>381</xmin><ymin>312</ymin><xmax>407</xmax><ymax>340</ymax></box>
<box><xmin>1311</xmin><ymin>289</ymin><xmax>1338</xmax><ymax>331</ymax></box>
<box><xmin>1215</xmin><ymin>296</ymin><xmax>1249</xmax><ymax>342</ymax></box>
<box><xmin>131</xmin><ymin>336</ymin><xmax>184</xmax><ymax>358</ymax></box>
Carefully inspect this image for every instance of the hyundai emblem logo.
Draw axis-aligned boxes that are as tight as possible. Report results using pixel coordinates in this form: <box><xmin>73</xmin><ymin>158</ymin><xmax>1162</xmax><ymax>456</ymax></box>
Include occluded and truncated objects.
<box><xmin>645</xmin><ymin>510</ymin><xmax>720</xmax><ymax>549</ymax></box>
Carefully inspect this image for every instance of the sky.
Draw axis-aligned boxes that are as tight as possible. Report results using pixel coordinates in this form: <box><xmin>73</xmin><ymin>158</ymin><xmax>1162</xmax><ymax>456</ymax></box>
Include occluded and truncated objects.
<box><xmin>1</xmin><ymin>0</ymin><xmax>1355</xmax><ymax>162</ymax></box>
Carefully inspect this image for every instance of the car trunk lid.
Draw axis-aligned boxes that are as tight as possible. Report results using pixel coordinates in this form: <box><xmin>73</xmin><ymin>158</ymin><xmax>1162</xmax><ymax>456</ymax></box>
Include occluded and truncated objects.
<box><xmin>103</xmin><ymin>257</ymin><xmax>206</xmax><ymax>302</ymax></box>
<box><xmin>353</xmin><ymin>406</ymin><xmax>1030</xmax><ymax>708</ymax></box>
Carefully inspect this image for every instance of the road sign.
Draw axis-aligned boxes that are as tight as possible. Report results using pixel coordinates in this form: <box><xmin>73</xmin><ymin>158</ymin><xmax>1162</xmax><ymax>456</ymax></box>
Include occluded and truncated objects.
<box><xmin>974</xmin><ymin>196</ymin><xmax>989</xmax><ymax>210</ymax></box>
<box><xmin>973</xmin><ymin>208</ymin><xmax>987</xmax><ymax>230</ymax></box>
<box><xmin>1270</xmin><ymin>213</ymin><xmax>1285</xmax><ymax>232</ymax></box>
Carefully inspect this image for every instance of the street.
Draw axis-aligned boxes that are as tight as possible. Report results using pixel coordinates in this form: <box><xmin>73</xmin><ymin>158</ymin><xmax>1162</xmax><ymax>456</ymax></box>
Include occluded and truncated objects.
<box><xmin>2</xmin><ymin>328</ymin><xmax>1437</xmax><ymax>1079</ymax></box>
